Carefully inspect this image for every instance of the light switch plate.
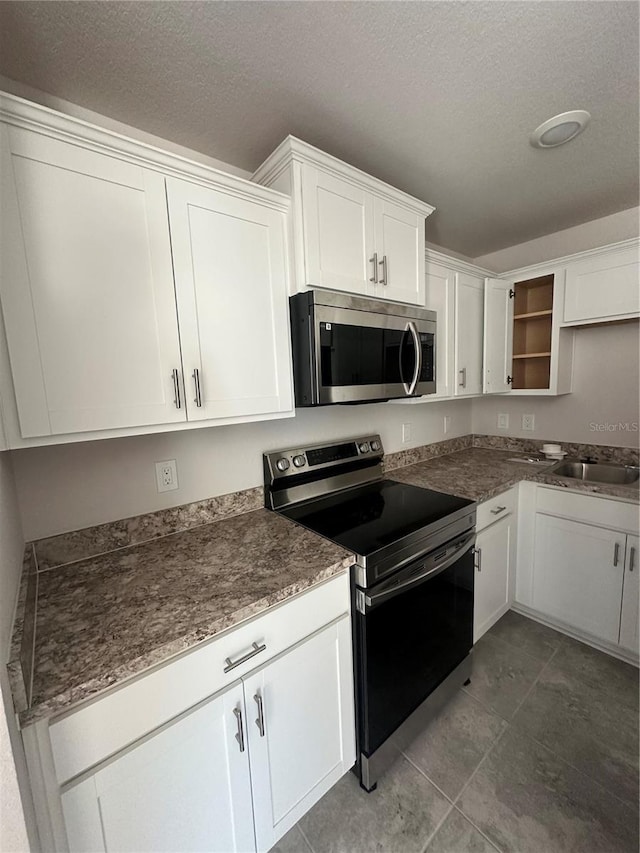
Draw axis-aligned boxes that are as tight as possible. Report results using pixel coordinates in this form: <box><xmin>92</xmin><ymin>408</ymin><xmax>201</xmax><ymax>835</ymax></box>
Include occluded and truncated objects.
<box><xmin>497</xmin><ymin>413</ymin><xmax>509</xmax><ymax>429</ymax></box>
<box><xmin>402</xmin><ymin>422</ymin><xmax>412</xmax><ymax>444</ymax></box>
<box><xmin>443</xmin><ymin>415</ymin><xmax>451</xmax><ymax>434</ymax></box>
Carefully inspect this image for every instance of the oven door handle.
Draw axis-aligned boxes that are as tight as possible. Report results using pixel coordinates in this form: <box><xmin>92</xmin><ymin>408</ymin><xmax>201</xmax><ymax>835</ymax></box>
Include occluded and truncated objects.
<box><xmin>361</xmin><ymin>533</ymin><xmax>475</xmax><ymax>612</ymax></box>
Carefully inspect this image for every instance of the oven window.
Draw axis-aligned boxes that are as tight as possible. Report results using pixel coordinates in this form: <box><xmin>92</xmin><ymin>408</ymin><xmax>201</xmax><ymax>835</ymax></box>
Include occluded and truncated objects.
<box><xmin>320</xmin><ymin>323</ymin><xmax>416</xmax><ymax>387</ymax></box>
<box><xmin>355</xmin><ymin>548</ymin><xmax>473</xmax><ymax>756</ymax></box>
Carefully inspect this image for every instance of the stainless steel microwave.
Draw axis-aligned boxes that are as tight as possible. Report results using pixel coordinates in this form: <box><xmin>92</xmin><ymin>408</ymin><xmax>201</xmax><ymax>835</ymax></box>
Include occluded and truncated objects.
<box><xmin>289</xmin><ymin>290</ymin><xmax>436</xmax><ymax>406</ymax></box>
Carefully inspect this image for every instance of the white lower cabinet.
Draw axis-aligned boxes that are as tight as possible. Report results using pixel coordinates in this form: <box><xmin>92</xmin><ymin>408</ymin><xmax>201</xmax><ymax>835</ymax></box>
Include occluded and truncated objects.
<box><xmin>532</xmin><ymin>515</ymin><xmax>624</xmax><ymax>644</ymax></box>
<box><xmin>516</xmin><ymin>484</ymin><xmax>639</xmax><ymax>659</ymax></box>
<box><xmin>62</xmin><ymin>685</ymin><xmax>254</xmax><ymax>853</ymax></box>
<box><xmin>619</xmin><ymin>535</ymin><xmax>639</xmax><ymax>654</ymax></box>
<box><xmin>58</xmin><ymin>616</ymin><xmax>355</xmax><ymax>853</ymax></box>
<box><xmin>473</xmin><ymin>489</ymin><xmax>517</xmax><ymax>642</ymax></box>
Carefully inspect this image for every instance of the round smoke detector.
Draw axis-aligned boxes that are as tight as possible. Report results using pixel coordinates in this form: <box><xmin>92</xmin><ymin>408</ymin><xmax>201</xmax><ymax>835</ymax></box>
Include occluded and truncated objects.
<box><xmin>530</xmin><ymin>110</ymin><xmax>591</xmax><ymax>148</ymax></box>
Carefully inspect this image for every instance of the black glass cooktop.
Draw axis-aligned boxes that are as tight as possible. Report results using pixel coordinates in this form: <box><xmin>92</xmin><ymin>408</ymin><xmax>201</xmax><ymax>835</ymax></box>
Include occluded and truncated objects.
<box><xmin>280</xmin><ymin>479</ymin><xmax>474</xmax><ymax>557</ymax></box>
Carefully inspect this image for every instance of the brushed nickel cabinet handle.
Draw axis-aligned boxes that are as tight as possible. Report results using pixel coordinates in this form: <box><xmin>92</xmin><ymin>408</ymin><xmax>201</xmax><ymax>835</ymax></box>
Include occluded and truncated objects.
<box><xmin>223</xmin><ymin>642</ymin><xmax>267</xmax><ymax>673</ymax></box>
<box><xmin>172</xmin><ymin>369</ymin><xmax>182</xmax><ymax>409</ymax></box>
<box><xmin>459</xmin><ymin>368</ymin><xmax>467</xmax><ymax>388</ymax></box>
<box><xmin>192</xmin><ymin>368</ymin><xmax>202</xmax><ymax>407</ymax></box>
<box><xmin>490</xmin><ymin>506</ymin><xmax>507</xmax><ymax>515</ymax></box>
<box><xmin>629</xmin><ymin>546</ymin><xmax>635</xmax><ymax>572</ymax></box>
<box><xmin>379</xmin><ymin>254</ymin><xmax>388</xmax><ymax>286</ymax></box>
<box><xmin>613</xmin><ymin>542</ymin><xmax>620</xmax><ymax>567</ymax></box>
<box><xmin>369</xmin><ymin>252</ymin><xmax>378</xmax><ymax>283</ymax></box>
<box><xmin>233</xmin><ymin>707</ymin><xmax>245</xmax><ymax>753</ymax></box>
<box><xmin>254</xmin><ymin>692</ymin><xmax>266</xmax><ymax>738</ymax></box>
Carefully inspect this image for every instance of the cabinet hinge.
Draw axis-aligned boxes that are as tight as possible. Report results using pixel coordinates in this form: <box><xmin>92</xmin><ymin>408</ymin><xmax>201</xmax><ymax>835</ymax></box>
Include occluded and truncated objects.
<box><xmin>508</xmin><ymin>289</ymin><xmax>515</xmax><ymax>299</ymax></box>
<box><xmin>506</xmin><ymin>375</ymin><xmax>513</xmax><ymax>385</ymax></box>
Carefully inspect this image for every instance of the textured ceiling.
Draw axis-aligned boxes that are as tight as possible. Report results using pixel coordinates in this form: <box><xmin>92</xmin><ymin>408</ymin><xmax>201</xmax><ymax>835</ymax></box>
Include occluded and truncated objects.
<box><xmin>0</xmin><ymin>1</ymin><xmax>638</xmax><ymax>257</ymax></box>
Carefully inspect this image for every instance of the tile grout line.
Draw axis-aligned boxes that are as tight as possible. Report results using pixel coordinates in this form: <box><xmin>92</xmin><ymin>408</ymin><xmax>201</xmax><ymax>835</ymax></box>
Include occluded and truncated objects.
<box><xmin>418</xmin><ymin>800</ymin><xmax>455</xmax><ymax>853</ymax></box>
<box><xmin>295</xmin><ymin>822</ymin><xmax>315</xmax><ymax>853</ymax></box>
<box><xmin>451</xmin><ymin>804</ymin><xmax>505</xmax><ymax>853</ymax></box>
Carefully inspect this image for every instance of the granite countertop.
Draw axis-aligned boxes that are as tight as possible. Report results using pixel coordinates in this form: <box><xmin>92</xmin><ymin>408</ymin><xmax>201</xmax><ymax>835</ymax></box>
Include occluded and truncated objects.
<box><xmin>16</xmin><ymin>509</ymin><xmax>354</xmax><ymax>726</ymax></box>
<box><xmin>11</xmin><ymin>439</ymin><xmax>638</xmax><ymax>728</ymax></box>
<box><xmin>388</xmin><ymin>447</ymin><xmax>640</xmax><ymax>503</ymax></box>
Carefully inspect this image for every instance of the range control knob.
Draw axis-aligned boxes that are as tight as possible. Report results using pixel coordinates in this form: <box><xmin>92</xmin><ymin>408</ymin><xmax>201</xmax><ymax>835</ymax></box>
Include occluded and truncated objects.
<box><xmin>370</xmin><ymin>440</ymin><xmax>381</xmax><ymax>451</ymax></box>
<box><xmin>358</xmin><ymin>442</ymin><xmax>370</xmax><ymax>453</ymax></box>
<box><xmin>275</xmin><ymin>458</ymin><xmax>290</xmax><ymax>472</ymax></box>
<box><xmin>292</xmin><ymin>454</ymin><xmax>306</xmax><ymax>468</ymax></box>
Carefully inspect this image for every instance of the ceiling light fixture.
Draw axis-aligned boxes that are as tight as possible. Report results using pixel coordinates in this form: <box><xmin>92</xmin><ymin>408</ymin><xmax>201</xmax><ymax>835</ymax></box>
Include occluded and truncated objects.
<box><xmin>530</xmin><ymin>110</ymin><xmax>591</xmax><ymax>149</ymax></box>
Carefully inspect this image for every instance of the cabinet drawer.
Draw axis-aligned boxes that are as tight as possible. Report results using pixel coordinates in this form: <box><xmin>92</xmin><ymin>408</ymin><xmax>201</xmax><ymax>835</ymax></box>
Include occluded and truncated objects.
<box><xmin>535</xmin><ymin>486</ymin><xmax>639</xmax><ymax>533</ymax></box>
<box><xmin>477</xmin><ymin>488</ymin><xmax>516</xmax><ymax>533</ymax></box>
<box><xmin>50</xmin><ymin>572</ymin><xmax>350</xmax><ymax>784</ymax></box>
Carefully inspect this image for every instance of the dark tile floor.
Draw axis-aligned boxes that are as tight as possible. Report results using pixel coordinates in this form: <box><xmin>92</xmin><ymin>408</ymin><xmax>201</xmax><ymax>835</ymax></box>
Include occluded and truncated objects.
<box><xmin>271</xmin><ymin>610</ymin><xmax>639</xmax><ymax>853</ymax></box>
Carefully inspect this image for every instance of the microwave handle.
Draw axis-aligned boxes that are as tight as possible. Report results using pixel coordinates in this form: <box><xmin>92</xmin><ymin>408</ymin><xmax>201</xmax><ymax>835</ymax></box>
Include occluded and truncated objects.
<box><xmin>404</xmin><ymin>321</ymin><xmax>422</xmax><ymax>395</ymax></box>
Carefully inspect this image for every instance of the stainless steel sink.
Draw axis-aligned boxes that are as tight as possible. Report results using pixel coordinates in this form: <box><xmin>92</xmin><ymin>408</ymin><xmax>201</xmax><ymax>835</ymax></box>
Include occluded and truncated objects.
<box><xmin>550</xmin><ymin>460</ymin><xmax>640</xmax><ymax>485</ymax></box>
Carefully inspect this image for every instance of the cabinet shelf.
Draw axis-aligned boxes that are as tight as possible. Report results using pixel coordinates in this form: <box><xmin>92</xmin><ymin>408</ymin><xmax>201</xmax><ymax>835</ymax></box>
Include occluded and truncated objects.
<box><xmin>513</xmin><ymin>310</ymin><xmax>553</xmax><ymax>320</ymax></box>
<box><xmin>513</xmin><ymin>352</ymin><xmax>552</xmax><ymax>359</ymax></box>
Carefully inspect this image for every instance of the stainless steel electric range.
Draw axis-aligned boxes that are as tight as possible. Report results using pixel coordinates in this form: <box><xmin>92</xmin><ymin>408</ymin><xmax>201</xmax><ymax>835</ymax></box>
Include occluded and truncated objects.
<box><xmin>264</xmin><ymin>435</ymin><xmax>476</xmax><ymax>791</ymax></box>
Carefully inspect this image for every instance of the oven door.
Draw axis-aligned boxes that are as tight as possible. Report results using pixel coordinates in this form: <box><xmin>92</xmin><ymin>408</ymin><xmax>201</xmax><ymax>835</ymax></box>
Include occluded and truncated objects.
<box><xmin>353</xmin><ymin>531</ymin><xmax>474</xmax><ymax>759</ymax></box>
<box><xmin>314</xmin><ymin>305</ymin><xmax>435</xmax><ymax>404</ymax></box>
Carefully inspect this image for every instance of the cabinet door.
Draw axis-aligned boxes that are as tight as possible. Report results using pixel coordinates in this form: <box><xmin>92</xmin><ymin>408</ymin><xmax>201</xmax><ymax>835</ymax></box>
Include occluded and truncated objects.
<box><xmin>619</xmin><ymin>534</ymin><xmax>639</xmax><ymax>653</ymax></box>
<box><xmin>564</xmin><ymin>245</ymin><xmax>640</xmax><ymax>323</ymax></box>
<box><xmin>166</xmin><ymin>178</ymin><xmax>293</xmax><ymax>422</ymax></box>
<box><xmin>61</xmin><ymin>684</ymin><xmax>255</xmax><ymax>853</ymax></box>
<box><xmin>243</xmin><ymin>617</ymin><xmax>355</xmax><ymax>852</ymax></box>
<box><xmin>454</xmin><ymin>273</ymin><xmax>484</xmax><ymax>396</ymax></box>
<box><xmin>301</xmin><ymin>166</ymin><xmax>374</xmax><ymax>295</ymax></box>
<box><xmin>373</xmin><ymin>197</ymin><xmax>424</xmax><ymax>304</ymax></box>
<box><xmin>0</xmin><ymin>125</ymin><xmax>185</xmax><ymax>437</ymax></box>
<box><xmin>474</xmin><ymin>514</ymin><xmax>515</xmax><ymax>642</ymax></box>
<box><xmin>483</xmin><ymin>278</ymin><xmax>514</xmax><ymax>394</ymax></box>
<box><xmin>424</xmin><ymin>261</ymin><xmax>455</xmax><ymax>398</ymax></box>
<box><xmin>532</xmin><ymin>514</ymin><xmax>625</xmax><ymax>644</ymax></box>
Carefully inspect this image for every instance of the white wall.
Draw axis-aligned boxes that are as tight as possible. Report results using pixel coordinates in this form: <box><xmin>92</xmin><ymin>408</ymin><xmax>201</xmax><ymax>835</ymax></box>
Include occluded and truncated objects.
<box><xmin>0</xmin><ymin>454</ymin><xmax>32</xmax><ymax>853</ymax></box>
<box><xmin>472</xmin><ymin>321</ymin><xmax>640</xmax><ymax>446</ymax></box>
<box><xmin>474</xmin><ymin>207</ymin><xmax>640</xmax><ymax>273</ymax></box>
<box><xmin>11</xmin><ymin>400</ymin><xmax>473</xmax><ymax>541</ymax></box>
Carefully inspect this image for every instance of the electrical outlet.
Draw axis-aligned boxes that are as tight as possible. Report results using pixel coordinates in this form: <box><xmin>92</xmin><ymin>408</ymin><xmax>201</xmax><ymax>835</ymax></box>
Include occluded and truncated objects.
<box><xmin>497</xmin><ymin>413</ymin><xmax>509</xmax><ymax>429</ymax></box>
<box><xmin>402</xmin><ymin>422</ymin><xmax>412</xmax><ymax>444</ymax></box>
<box><xmin>522</xmin><ymin>414</ymin><xmax>535</xmax><ymax>431</ymax></box>
<box><xmin>155</xmin><ymin>459</ymin><xmax>178</xmax><ymax>493</ymax></box>
<box><xmin>443</xmin><ymin>415</ymin><xmax>451</xmax><ymax>434</ymax></box>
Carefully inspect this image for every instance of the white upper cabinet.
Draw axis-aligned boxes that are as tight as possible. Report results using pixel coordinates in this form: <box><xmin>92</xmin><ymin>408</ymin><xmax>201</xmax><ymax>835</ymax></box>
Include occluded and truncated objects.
<box><xmin>253</xmin><ymin>137</ymin><xmax>433</xmax><ymax>305</ymax></box>
<box><xmin>0</xmin><ymin>125</ymin><xmax>185</xmax><ymax>437</ymax></box>
<box><xmin>454</xmin><ymin>273</ymin><xmax>484</xmax><ymax>396</ymax></box>
<box><xmin>483</xmin><ymin>278</ymin><xmax>514</xmax><ymax>394</ymax></box>
<box><xmin>0</xmin><ymin>94</ymin><xmax>293</xmax><ymax>446</ymax></box>
<box><xmin>373</xmin><ymin>197</ymin><xmax>424</xmax><ymax>304</ymax></box>
<box><xmin>301</xmin><ymin>166</ymin><xmax>374</xmax><ymax>296</ymax></box>
<box><xmin>166</xmin><ymin>178</ymin><xmax>293</xmax><ymax>422</ymax></box>
<box><xmin>424</xmin><ymin>260</ymin><xmax>455</xmax><ymax>399</ymax></box>
<box><xmin>562</xmin><ymin>242</ymin><xmax>640</xmax><ymax>325</ymax></box>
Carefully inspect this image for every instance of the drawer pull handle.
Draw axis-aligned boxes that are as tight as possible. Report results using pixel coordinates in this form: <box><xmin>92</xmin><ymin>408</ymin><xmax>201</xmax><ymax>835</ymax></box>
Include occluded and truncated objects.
<box><xmin>254</xmin><ymin>692</ymin><xmax>266</xmax><ymax>737</ymax></box>
<box><xmin>630</xmin><ymin>546</ymin><xmax>636</xmax><ymax>573</ymax></box>
<box><xmin>233</xmin><ymin>707</ymin><xmax>245</xmax><ymax>753</ymax></box>
<box><xmin>224</xmin><ymin>642</ymin><xmax>267</xmax><ymax>673</ymax></box>
<box><xmin>458</xmin><ymin>367</ymin><xmax>467</xmax><ymax>388</ymax></box>
<box><xmin>613</xmin><ymin>542</ymin><xmax>621</xmax><ymax>567</ymax></box>
<box><xmin>490</xmin><ymin>505</ymin><xmax>507</xmax><ymax>515</ymax></box>
<box><xmin>369</xmin><ymin>252</ymin><xmax>378</xmax><ymax>283</ymax></box>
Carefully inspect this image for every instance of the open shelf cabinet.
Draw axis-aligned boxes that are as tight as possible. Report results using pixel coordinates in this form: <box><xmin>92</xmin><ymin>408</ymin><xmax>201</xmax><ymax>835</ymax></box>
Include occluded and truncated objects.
<box><xmin>511</xmin><ymin>274</ymin><xmax>554</xmax><ymax>389</ymax></box>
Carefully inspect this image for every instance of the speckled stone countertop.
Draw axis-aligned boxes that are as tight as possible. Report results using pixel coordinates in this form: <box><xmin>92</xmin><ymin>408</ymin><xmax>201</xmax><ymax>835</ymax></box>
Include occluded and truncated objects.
<box><xmin>10</xmin><ymin>435</ymin><xmax>638</xmax><ymax>727</ymax></box>
<box><xmin>14</xmin><ymin>509</ymin><xmax>354</xmax><ymax>726</ymax></box>
<box><xmin>389</xmin><ymin>447</ymin><xmax>640</xmax><ymax>503</ymax></box>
